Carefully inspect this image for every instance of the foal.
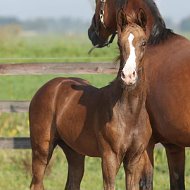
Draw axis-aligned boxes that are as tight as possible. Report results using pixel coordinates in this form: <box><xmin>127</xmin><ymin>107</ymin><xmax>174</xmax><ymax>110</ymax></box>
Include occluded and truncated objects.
<box><xmin>29</xmin><ymin>23</ymin><xmax>150</xmax><ymax>190</ymax></box>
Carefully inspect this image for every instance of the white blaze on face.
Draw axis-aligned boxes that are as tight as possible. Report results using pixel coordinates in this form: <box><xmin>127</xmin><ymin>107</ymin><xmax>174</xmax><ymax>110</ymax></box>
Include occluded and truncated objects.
<box><xmin>121</xmin><ymin>33</ymin><xmax>137</xmax><ymax>85</ymax></box>
<box><xmin>122</xmin><ymin>33</ymin><xmax>136</xmax><ymax>77</ymax></box>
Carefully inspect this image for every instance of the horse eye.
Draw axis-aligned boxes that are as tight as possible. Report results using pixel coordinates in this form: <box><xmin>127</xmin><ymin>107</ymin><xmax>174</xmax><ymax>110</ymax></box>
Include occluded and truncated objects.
<box><xmin>141</xmin><ymin>41</ymin><xmax>147</xmax><ymax>47</ymax></box>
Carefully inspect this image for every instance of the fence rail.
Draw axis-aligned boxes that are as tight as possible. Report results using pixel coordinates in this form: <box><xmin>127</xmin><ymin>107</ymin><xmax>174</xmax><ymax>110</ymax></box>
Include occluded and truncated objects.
<box><xmin>0</xmin><ymin>62</ymin><xmax>118</xmax><ymax>75</ymax></box>
<box><xmin>0</xmin><ymin>101</ymin><xmax>29</xmax><ymax>113</ymax></box>
<box><xmin>0</xmin><ymin>137</ymin><xmax>31</xmax><ymax>149</ymax></box>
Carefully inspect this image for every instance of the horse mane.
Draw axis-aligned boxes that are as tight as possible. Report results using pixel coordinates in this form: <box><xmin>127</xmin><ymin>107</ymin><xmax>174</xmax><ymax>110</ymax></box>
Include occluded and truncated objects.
<box><xmin>117</xmin><ymin>0</ymin><xmax>175</xmax><ymax>45</ymax></box>
<box><xmin>145</xmin><ymin>0</ymin><xmax>174</xmax><ymax>45</ymax></box>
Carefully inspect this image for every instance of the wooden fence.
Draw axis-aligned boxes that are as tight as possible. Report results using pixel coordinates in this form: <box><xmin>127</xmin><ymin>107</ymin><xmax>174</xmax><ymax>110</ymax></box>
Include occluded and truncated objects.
<box><xmin>0</xmin><ymin>62</ymin><xmax>118</xmax><ymax>149</ymax></box>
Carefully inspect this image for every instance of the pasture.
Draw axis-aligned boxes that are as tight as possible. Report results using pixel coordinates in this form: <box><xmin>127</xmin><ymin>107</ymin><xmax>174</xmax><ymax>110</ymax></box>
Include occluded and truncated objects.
<box><xmin>1</xmin><ymin>33</ymin><xmax>190</xmax><ymax>189</ymax></box>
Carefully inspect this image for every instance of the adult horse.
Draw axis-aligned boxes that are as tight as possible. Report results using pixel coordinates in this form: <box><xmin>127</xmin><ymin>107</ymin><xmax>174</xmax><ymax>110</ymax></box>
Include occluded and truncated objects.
<box><xmin>29</xmin><ymin>18</ymin><xmax>151</xmax><ymax>190</ymax></box>
<box><xmin>88</xmin><ymin>0</ymin><xmax>190</xmax><ymax>189</ymax></box>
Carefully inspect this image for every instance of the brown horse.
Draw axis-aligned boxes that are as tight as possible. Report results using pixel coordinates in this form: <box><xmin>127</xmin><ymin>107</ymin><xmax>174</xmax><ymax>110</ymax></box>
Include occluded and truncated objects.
<box><xmin>88</xmin><ymin>0</ymin><xmax>190</xmax><ymax>190</ymax></box>
<box><xmin>29</xmin><ymin>19</ymin><xmax>151</xmax><ymax>190</ymax></box>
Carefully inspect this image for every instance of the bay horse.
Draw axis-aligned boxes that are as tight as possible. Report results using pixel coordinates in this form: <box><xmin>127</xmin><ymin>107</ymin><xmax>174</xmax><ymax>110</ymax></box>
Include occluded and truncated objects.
<box><xmin>29</xmin><ymin>18</ymin><xmax>151</xmax><ymax>190</ymax></box>
<box><xmin>88</xmin><ymin>0</ymin><xmax>190</xmax><ymax>190</ymax></box>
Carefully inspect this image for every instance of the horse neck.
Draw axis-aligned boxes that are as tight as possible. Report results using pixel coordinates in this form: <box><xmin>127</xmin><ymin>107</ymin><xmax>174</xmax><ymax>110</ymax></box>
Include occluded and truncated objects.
<box><xmin>111</xmin><ymin>68</ymin><xmax>146</xmax><ymax>116</ymax></box>
<box><xmin>106</xmin><ymin>0</ymin><xmax>118</xmax><ymax>32</ymax></box>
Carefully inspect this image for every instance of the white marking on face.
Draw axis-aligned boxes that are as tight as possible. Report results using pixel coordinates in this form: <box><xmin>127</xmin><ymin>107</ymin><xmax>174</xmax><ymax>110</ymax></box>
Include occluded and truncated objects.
<box><xmin>121</xmin><ymin>33</ymin><xmax>138</xmax><ymax>85</ymax></box>
<box><xmin>122</xmin><ymin>33</ymin><xmax>136</xmax><ymax>76</ymax></box>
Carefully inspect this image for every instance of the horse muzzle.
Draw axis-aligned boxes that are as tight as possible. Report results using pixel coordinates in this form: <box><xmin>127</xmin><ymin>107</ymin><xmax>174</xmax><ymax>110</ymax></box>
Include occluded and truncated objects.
<box><xmin>121</xmin><ymin>70</ymin><xmax>138</xmax><ymax>86</ymax></box>
<box><xmin>88</xmin><ymin>27</ymin><xmax>109</xmax><ymax>47</ymax></box>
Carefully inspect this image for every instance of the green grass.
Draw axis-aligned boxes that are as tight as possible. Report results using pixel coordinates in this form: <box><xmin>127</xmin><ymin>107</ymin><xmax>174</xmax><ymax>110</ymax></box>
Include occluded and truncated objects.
<box><xmin>0</xmin><ymin>34</ymin><xmax>118</xmax><ymax>63</ymax></box>
<box><xmin>0</xmin><ymin>149</ymin><xmax>124</xmax><ymax>190</ymax></box>
<box><xmin>0</xmin><ymin>74</ymin><xmax>115</xmax><ymax>101</ymax></box>
<box><xmin>0</xmin><ymin>148</ymin><xmax>165</xmax><ymax>190</ymax></box>
<box><xmin>1</xmin><ymin>148</ymin><xmax>190</xmax><ymax>190</ymax></box>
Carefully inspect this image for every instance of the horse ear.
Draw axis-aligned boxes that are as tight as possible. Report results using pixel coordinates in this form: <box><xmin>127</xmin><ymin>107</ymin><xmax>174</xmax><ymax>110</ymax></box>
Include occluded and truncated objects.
<box><xmin>137</xmin><ymin>8</ymin><xmax>147</xmax><ymax>30</ymax></box>
<box><xmin>117</xmin><ymin>8</ymin><xmax>128</xmax><ymax>33</ymax></box>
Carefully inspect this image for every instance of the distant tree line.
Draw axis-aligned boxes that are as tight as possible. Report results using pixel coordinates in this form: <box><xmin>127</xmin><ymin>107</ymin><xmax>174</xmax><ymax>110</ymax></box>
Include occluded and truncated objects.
<box><xmin>1</xmin><ymin>16</ymin><xmax>190</xmax><ymax>33</ymax></box>
<box><xmin>154</xmin><ymin>17</ymin><xmax>190</xmax><ymax>32</ymax></box>
<box><xmin>0</xmin><ymin>16</ymin><xmax>90</xmax><ymax>34</ymax></box>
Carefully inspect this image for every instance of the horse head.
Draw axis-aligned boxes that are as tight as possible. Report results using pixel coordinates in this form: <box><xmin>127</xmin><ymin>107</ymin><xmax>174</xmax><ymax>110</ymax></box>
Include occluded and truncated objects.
<box><xmin>88</xmin><ymin>0</ymin><xmax>117</xmax><ymax>48</ymax></box>
<box><xmin>88</xmin><ymin>0</ymin><xmax>167</xmax><ymax>47</ymax></box>
<box><xmin>117</xmin><ymin>10</ymin><xmax>147</xmax><ymax>86</ymax></box>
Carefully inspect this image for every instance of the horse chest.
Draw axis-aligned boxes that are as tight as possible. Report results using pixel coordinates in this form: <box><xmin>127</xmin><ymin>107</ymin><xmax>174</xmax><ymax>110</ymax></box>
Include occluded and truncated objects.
<box><xmin>96</xmin><ymin>102</ymin><xmax>144</xmax><ymax>152</ymax></box>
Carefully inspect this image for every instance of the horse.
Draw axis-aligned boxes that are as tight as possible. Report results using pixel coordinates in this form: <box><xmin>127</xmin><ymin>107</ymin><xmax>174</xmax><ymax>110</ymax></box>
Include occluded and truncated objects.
<box><xmin>29</xmin><ymin>18</ymin><xmax>151</xmax><ymax>190</ymax></box>
<box><xmin>88</xmin><ymin>0</ymin><xmax>190</xmax><ymax>190</ymax></box>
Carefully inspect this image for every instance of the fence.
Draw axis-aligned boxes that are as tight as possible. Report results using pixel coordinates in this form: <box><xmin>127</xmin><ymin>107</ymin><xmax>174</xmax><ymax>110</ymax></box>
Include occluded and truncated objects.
<box><xmin>0</xmin><ymin>62</ymin><xmax>118</xmax><ymax>149</ymax></box>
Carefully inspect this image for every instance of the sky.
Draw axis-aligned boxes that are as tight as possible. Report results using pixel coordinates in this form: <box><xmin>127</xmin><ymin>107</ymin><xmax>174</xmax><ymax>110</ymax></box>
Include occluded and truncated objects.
<box><xmin>0</xmin><ymin>0</ymin><xmax>190</xmax><ymax>23</ymax></box>
<box><xmin>156</xmin><ymin>0</ymin><xmax>190</xmax><ymax>23</ymax></box>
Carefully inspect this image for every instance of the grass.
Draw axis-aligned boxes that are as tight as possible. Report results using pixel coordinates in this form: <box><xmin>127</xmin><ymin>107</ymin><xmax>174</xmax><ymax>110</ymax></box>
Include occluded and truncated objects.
<box><xmin>0</xmin><ymin>74</ymin><xmax>115</xmax><ymax>101</ymax></box>
<box><xmin>0</xmin><ymin>148</ymin><xmax>167</xmax><ymax>190</ymax></box>
<box><xmin>1</xmin><ymin>148</ymin><xmax>190</xmax><ymax>190</ymax></box>
<box><xmin>0</xmin><ymin>34</ymin><xmax>118</xmax><ymax>63</ymax></box>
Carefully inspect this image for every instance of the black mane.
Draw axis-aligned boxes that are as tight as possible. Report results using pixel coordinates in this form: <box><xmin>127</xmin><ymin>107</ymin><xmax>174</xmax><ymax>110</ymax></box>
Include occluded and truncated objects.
<box><xmin>145</xmin><ymin>0</ymin><xmax>174</xmax><ymax>45</ymax></box>
<box><xmin>117</xmin><ymin>0</ymin><xmax>174</xmax><ymax>45</ymax></box>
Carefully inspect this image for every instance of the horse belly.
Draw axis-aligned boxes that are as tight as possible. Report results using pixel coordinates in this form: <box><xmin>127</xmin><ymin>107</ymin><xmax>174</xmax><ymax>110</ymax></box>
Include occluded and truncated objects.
<box><xmin>147</xmin><ymin>60</ymin><xmax>190</xmax><ymax>146</ymax></box>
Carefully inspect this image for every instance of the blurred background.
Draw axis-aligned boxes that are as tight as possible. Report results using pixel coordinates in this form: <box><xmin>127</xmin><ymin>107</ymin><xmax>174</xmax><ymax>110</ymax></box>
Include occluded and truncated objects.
<box><xmin>1</xmin><ymin>0</ymin><xmax>190</xmax><ymax>35</ymax></box>
<box><xmin>1</xmin><ymin>1</ymin><xmax>190</xmax><ymax>190</ymax></box>
<box><xmin>0</xmin><ymin>0</ymin><xmax>189</xmax><ymax>63</ymax></box>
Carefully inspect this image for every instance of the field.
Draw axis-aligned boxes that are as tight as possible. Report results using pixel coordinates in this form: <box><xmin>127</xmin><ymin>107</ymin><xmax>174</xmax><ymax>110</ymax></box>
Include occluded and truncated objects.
<box><xmin>1</xmin><ymin>32</ymin><xmax>190</xmax><ymax>189</ymax></box>
<box><xmin>0</xmin><ymin>33</ymin><xmax>118</xmax><ymax>63</ymax></box>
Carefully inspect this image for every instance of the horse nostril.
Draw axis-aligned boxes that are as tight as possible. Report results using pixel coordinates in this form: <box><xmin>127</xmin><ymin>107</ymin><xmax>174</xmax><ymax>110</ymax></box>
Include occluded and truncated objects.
<box><xmin>132</xmin><ymin>71</ymin><xmax>136</xmax><ymax>77</ymax></box>
<box><xmin>121</xmin><ymin>71</ymin><xmax>125</xmax><ymax>79</ymax></box>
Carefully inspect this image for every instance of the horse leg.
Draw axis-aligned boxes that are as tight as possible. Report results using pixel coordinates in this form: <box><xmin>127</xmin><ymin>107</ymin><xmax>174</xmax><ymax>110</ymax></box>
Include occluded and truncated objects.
<box><xmin>29</xmin><ymin>107</ymin><xmax>56</xmax><ymax>190</ymax></box>
<box><xmin>30</xmin><ymin>135</ymin><xmax>56</xmax><ymax>190</ymax></box>
<box><xmin>164</xmin><ymin>144</ymin><xmax>185</xmax><ymax>190</ymax></box>
<box><xmin>139</xmin><ymin>140</ymin><xmax>155</xmax><ymax>190</ymax></box>
<box><xmin>59</xmin><ymin>142</ymin><xmax>85</xmax><ymax>190</ymax></box>
<box><xmin>123</xmin><ymin>153</ymin><xmax>144</xmax><ymax>190</ymax></box>
<box><xmin>123</xmin><ymin>144</ymin><xmax>154</xmax><ymax>190</ymax></box>
<box><xmin>101</xmin><ymin>151</ymin><xmax>121</xmax><ymax>190</ymax></box>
